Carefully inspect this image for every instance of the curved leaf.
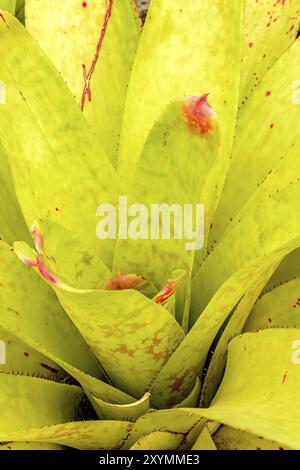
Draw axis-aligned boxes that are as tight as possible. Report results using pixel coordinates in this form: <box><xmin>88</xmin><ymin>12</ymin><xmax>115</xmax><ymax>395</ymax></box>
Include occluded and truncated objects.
<box><xmin>244</xmin><ymin>278</ymin><xmax>300</xmax><ymax>331</ymax></box>
<box><xmin>0</xmin><ymin>374</ymin><xmax>85</xmax><ymax>435</ymax></box>
<box><xmin>200</xmin><ymin>257</ymin><xmax>282</xmax><ymax>406</ymax></box>
<box><xmin>151</xmin><ymin>243</ymin><xmax>298</xmax><ymax>408</ymax></box>
<box><xmin>0</xmin><ymin>421</ymin><xmax>132</xmax><ymax>450</ymax></box>
<box><xmin>90</xmin><ymin>392</ymin><xmax>150</xmax><ymax>421</ymax></box>
<box><xmin>187</xmin><ymin>329</ymin><xmax>300</xmax><ymax>450</ymax></box>
<box><xmin>0</xmin><ymin>328</ymin><xmax>67</xmax><ymax>381</ymax></box>
<box><xmin>130</xmin><ymin>431</ymin><xmax>183</xmax><ymax>450</ymax></box>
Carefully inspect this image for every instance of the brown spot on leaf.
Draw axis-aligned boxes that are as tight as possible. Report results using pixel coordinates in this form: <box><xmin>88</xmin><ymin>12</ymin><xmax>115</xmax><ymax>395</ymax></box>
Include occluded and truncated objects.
<box><xmin>281</xmin><ymin>370</ymin><xmax>288</xmax><ymax>384</ymax></box>
<box><xmin>169</xmin><ymin>376</ymin><xmax>185</xmax><ymax>393</ymax></box>
<box><xmin>115</xmin><ymin>344</ymin><xmax>135</xmax><ymax>358</ymax></box>
<box><xmin>104</xmin><ymin>273</ymin><xmax>144</xmax><ymax>291</ymax></box>
<box><xmin>293</xmin><ymin>298</ymin><xmax>300</xmax><ymax>308</ymax></box>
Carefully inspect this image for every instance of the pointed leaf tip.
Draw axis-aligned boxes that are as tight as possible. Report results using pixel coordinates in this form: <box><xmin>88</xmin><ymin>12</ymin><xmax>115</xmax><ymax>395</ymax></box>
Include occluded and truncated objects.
<box><xmin>153</xmin><ymin>279</ymin><xmax>177</xmax><ymax>305</ymax></box>
<box><xmin>183</xmin><ymin>95</ymin><xmax>217</xmax><ymax>136</ymax></box>
<box><xmin>103</xmin><ymin>273</ymin><xmax>145</xmax><ymax>291</ymax></box>
<box><xmin>14</xmin><ymin>241</ymin><xmax>59</xmax><ymax>286</ymax></box>
<box><xmin>30</xmin><ymin>221</ymin><xmax>44</xmax><ymax>254</ymax></box>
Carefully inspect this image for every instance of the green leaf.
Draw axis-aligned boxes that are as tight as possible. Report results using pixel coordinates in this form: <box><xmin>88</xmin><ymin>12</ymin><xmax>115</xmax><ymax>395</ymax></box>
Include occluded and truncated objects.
<box><xmin>0</xmin><ymin>421</ymin><xmax>132</xmax><ymax>450</ymax></box>
<box><xmin>53</xmin><ymin>286</ymin><xmax>185</xmax><ymax>400</ymax></box>
<box><xmin>33</xmin><ymin>219</ymin><xmax>111</xmax><ymax>289</ymax></box>
<box><xmin>15</xmin><ymin>0</ymin><xmax>24</xmax><ymax>21</ymax></box>
<box><xmin>118</xmin><ymin>0</ymin><xmax>243</xmax><ymax>194</ymax></box>
<box><xmin>25</xmin><ymin>0</ymin><xmax>141</xmax><ymax>166</ymax></box>
<box><xmin>3</xmin><ymin>324</ymin><xmax>135</xmax><ymax>408</ymax></box>
<box><xmin>240</xmin><ymin>0</ymin><xmax>300</xmax><ymax>103</ymax></box>
<box><xmin>262</xmin><ymin>248</ymin><xmax>300</xmax><ymax>295</ymax></box>
<box><xmin>192</xmin><ymin>427</ymin><xmax>217</xmax><ymax>451</ymax></box>
<box><xmin>174</xmin><ymin>378</ymin><xmax>201</xmax><ymax>409</ymax></box>
<box><xmin>0</xmin><ymin>374</ymin><xmax>85</xmax><ymax>435</ymax></box>
<box><xmin>0</xmin><ymin>240</ymin><xmax>102</xmax><ymax>379</ymax></box>
<box><xmin>14</xmin><ymin>239</ymin><xmax>185</xmax><ymax>399</ymax></box>
<box><xmin>0</xmin><ymin>238</ymin><xmax>135</xmax><ymax>405</ymax></box>
<box><xmin>211</xmin><ymin>38</ymin><xmax>300</xmax><ymax>246</ymax></box>
<box><xmin>192</xmin><ymin>180</ymin><xmax>300</xmax><ymax>320</ymax></box>
<box><xmin>200</xmin><ymin>257</ymin><xmax>283</xmax><ymax>407</ymax></box>
<box><xmin>114</xmin><ymin>97</ymin><xmax>220</xmax><ymax>292</ymax></box>
<box><xmin>0</xmin><ymin>1</ymin><xmax>16</xmax><ymax>14</ymax></box>
<box><xmin>130</xmin><ymin>431</ymin><xmax>184</xmax><ymax>450</ymax></box>
<box><xmin>89</xmin><ymin>392</ymin><xmax>150</xmax><ymax>421</ymax></box>
<box><xmin>213</xmin><ymin>425</ymin><xmax>290</xmax><ymax>451</ymax></box>
<box><xmin>186</xmin><ymin>329</ymin><xmax>300</xmax><ymax>450</ymax></box>
<box><xmin>244</xmin><ymin>278</ymin><xmax>300</xmax><ymax>332</ymax></box>
<box><xmin>0</xmin><ymin>442</ymin><xmax>65</xmax><ymax>450</ymax></box>
<box><xmin>0</xmin><ymin>145</ymin><xmax>31</xmax><ymax>245</ymax></box>
<box><xmin>151</xmin><ymin>244</ymin><xmax>298</xmax><ymax>408</ymax></box>
<box><xmin>0</xmin><ymin>12</ymin><xmax>122</xmax><ymax>268</ymax></box>
<box><xmin>126</xmin><ymin>409</ymin><xmax>205</xmax><ymax>449</ymax></box>
<box><xmin>0</xmin><ymin>328</ymin><xmax>68</xmax><ymax>381</ymax></box>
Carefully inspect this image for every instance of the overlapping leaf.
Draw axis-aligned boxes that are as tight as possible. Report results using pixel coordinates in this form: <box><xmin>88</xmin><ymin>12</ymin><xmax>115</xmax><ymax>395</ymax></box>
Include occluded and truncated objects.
<box><xmin>0</xmin><ymin>13</ymin><xmax>122</xmax><ymax>268</ymax></box>
<box><xmin>26</xmin><ymin>0</ymin><xmax>141</xmax><ymax>166</ymax></box>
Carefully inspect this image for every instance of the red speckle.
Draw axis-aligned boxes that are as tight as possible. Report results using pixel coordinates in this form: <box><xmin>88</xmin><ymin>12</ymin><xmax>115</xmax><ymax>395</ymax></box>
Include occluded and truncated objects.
<box><xmin>248</xmin><ymin>42</ymin><xmax>254</xmax><ymax>48</ymax></box>
<box><xmin>281</xmin><ymin>370</ymin><xmax>288</xmax><ymax>384</ymax></box>
<box><xmin>153</xmin><ymin>279</ymin><xmax>177</xmax><ymax>305</ymax></box>
<box><xmin>24</xmin><ymin>352</ymin><xmax>29</xmax><ymax>357</ymax></box>
<box><xmin>270</xmin><ymin>123</ymin><xmax>274</xmax><ymax>129</ymax></box>
<box><xmin>55</xmin><ymin>207</ymin><xmax>60</xmax><ymax>212</ymax></box>
<box><xmin>266</xmin><ymin>90</ymin><xmax>271</xmax><ymax>96</ymax></box>
<box><xmin>268</xmin><ymin>318</ymin><xmax>272</xmax><ymax>323</ymax></box>
<box><xmin>82</xmin><ymin>1</ymin><xmax>87</xmax><ymax>7</ymax></box>
<box><xmin>183</xmin><ymin>94</ymin><xmax>216</xmax><ymax>136</ymax></box>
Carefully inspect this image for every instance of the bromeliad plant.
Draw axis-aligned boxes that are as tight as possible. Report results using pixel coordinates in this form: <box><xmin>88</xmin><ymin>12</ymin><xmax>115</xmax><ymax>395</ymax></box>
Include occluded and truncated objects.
<box><xmin>0</xmin><ymin>0</ymin><xmax>299</xmax><ymax>451</ymax></box>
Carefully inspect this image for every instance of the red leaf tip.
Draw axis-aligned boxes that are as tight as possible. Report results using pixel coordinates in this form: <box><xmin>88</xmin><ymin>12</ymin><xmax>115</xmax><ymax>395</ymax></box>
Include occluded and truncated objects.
<box><xmin>183</xmin><ymin>94</ymin><xmax>216</xmax><ymax>136</ymax></box>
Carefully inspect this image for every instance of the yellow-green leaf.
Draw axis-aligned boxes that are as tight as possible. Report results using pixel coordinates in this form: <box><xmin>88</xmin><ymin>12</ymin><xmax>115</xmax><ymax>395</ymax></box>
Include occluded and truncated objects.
<box><xmin>25</xmin><ymin>0</ymin><xmax>141</xmax><ymax>166</ymax></box>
